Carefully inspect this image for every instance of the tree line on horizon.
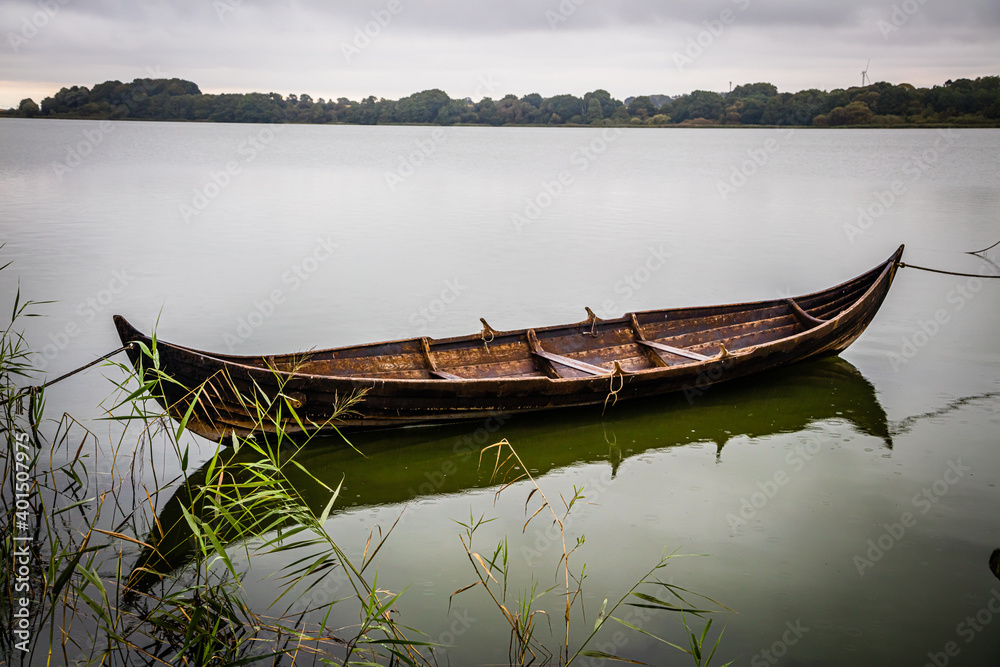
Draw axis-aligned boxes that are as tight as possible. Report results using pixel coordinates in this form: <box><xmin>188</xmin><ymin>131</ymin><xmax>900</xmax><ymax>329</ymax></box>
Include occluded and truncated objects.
<box><xmin>5</xmin><ymin>76</ymin><xmax>999</xmax><ymax>127</ymax></box>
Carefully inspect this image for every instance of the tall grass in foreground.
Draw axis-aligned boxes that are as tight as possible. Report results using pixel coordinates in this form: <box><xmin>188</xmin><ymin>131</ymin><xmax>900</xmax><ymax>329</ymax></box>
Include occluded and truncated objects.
<box><xmin>1</xmin><ymin>271</ymin><xmax>428</xmax><ymax>665</ymax></box>
<box><xmin>452</xmin><ymin>440</ymin><xmax>733</xmax><ymax>666</ymax></box>
<box><xmin>1</xmin><ymin>266</ymin><xmax>732</xmax><ymax>665</ymax></box>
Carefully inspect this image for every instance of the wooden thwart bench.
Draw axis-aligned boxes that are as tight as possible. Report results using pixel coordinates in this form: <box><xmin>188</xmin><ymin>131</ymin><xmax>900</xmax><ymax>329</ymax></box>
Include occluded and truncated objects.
<box><xmin>629</xmin><ymin>313</ymin><xmax>710</xmax><ymax>362</ymax></box>
<box><xmin>637</xmin><ymin>339</ymin><xmax>711</xmax><ymax>362</ymax></box>
<box><xmin>527</xmin><ymin>329</ymin><xmax>611</xmax><ymax>377</ymax></box>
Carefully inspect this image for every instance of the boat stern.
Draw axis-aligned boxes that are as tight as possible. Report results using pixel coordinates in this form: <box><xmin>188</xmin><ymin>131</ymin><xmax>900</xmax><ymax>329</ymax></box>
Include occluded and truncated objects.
<box><xmin>113</xmin><ymin>314</ymin><xmax>145</xmax><ymax>347</ymax></box>
<box><xmin>112</xmin><ymin>314</ymin><xmax>154</xmax><ymax>381</ymax></box>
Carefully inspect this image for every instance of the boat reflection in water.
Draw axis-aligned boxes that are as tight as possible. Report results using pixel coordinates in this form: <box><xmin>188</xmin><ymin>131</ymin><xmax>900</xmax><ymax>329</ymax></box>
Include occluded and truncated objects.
<box><xmin>126</xmin><ymin>356</ymin><xmax>890</xmax><ymax>593</ymax></box>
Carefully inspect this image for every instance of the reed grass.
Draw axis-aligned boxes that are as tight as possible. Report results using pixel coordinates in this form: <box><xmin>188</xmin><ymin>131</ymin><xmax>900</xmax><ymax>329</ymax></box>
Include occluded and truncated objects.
<box><xmin>452</xmin><ymin>439</ymin><xmax>734</xmax><ymax>666</ymax></box>
<box><xmin>2</xmin><ymin>259</ymin><xmax>731</xmax><ymax>666</ymax></box>
<box><xmin>1</xmin><ymin>263</ymin><xmax>423</xmax><ymax>665</ymax></box>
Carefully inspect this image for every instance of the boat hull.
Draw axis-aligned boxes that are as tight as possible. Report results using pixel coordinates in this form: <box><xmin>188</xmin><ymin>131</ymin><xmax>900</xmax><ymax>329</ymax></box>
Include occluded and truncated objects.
<box><xmin>114</xmin><ymin>246</ymin><xmax>903</xmax><ymax>439</ymax></box>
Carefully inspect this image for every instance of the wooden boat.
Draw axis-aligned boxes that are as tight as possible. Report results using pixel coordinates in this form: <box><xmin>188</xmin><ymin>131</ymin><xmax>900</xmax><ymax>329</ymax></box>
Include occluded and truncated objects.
<box><xmin>114</xmin><ymin>245</ymin><xmax>904</xmax><ymax>440</ymax></box>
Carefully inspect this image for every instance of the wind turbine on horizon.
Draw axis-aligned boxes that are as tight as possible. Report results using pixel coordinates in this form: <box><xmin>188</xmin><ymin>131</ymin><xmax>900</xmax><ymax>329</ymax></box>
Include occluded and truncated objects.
<box><xmin>861</xmin><ymin>59</ymin><xmax>871</xmax><ymax>87</ymax></box>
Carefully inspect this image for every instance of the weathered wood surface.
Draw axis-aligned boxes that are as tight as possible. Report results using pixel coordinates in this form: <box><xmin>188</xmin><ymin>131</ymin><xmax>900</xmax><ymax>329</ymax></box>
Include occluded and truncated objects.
<box><xmin>114</xmin><ymin>245</ymin><xmax>904</xmax><ymax>439</ymax></box>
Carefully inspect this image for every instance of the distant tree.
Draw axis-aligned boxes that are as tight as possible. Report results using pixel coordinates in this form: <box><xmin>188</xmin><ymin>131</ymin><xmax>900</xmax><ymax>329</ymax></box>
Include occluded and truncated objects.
<box><xmin>787</xmin><ymin>89</ymin><xmax>832</xmax><ymax>125</ymax></box>
<box><xmin>820</xmin><ymin>89</ymin><xmax>848</xmax><ymax>113</ymax></box>
<box><xmin>584</xmin><ymin>89</ymin><xmax>620</xmax><ymax>118</ymax></box>
<box><xmin>690</xmin><ymin>90</ymin><xmax>724</xmax><ymax>120</ymax></box>
<box><xmin>545</xmin><ymin>94</ymin><xmax>585</xmax><ymax>121</ymax></box>
<box><xmin>871</xmin><ymin>84</ymin><xmax>917</xmax><ymax>116</ymax></box>
<box><xmin>627</xmin><ymin>95</ymin><xmax>656</xmax><ymax>119</ymax></box>
<box><xmin>493</xmin><ymin>95</ymin><xmax>538</xmax><ymax>125</ymax></box>
<box><xmin>976</xmin><ymin>76</ymin><xmax>1000</xmax><ymax>118</ymax></box>
<box><xmin>854</xmin><ymin>90</ymin><xmax>880</xmax><ymax>108</ymax></box>
<box><xmin>757</xmin><ymin>89</ymin><xmax>830</xmax><ymax>126</ymax></box>
<box><xmin>89</xmin><ymin>80</ymin><xmax>125</xmax><ymax>105</ymax></box>
<box><xmin>822</xmin><ymin>100</ymin><xmax>874</xmax><ymax>126</ymax></box>
<box><xmin>192</xmin><ymin>95</ymin><xmax>215</xmax><ymax>120</ymax></box>
<box><xmin>720</xmin><ymin>82</ymin><xmax>777</xmax><ymax>124</ymax></box>
<box><xmin>611</xmin><ymin>105</ymin><xmax>630</xmax><ymax>124</ymax></box>
<box><xmin>648</xmin><ymin>95</ymin><xmax>674</xmax><ymax>109</ymax></box>
<box><xmin>724</xmin><ymin>98</ymin><xmax>766</xmax><ymax>125</ymax></box>
<box><xmin>728</xmin><ymin>82</ymin><xmax>778</xmax><ymax>100</ymax></box>
<box><xmin>519</xmin><ymin>100</ymin><xmax>542</xmax><ymax>124</ymax></box>
<box><xmin>233</xmin><ymin>93</ymin><xmax>284</xmax><ymax>123</ymax></box>
<box><xmin>50</xmin><ymin>86</ymin><xmax>91</xmax><ymax>114</ymax></box>
<box><xmin>354</xmin><ymin>96</ymin><xmax>379</xmax><ymax>124</ymax></box>
<box><xmin>395</xmin><ymin>89</ymin><xmax>450</xmax><ymax>123</ymax></box>
<box><xmin>162</xmin><ymin>78</ymin><xmax>201</xmax><ymax>96</ymax></box>
<box><xmin>521</xmin><ymin>93</ymin><xmax>542</xmax><ymax>109</ymax></box>
<box><xmin>17</xmin><ymin>98</ymin><xmax>39</xmax><ymax>117</ymax></box>
<box><xmin>671</xmin><ymin>91</ymin><xmax>723</xmax><ymax>122</ymax></box>
<box><xmin>377</xmin><ymin>99</ymin><xmax>397</xmax><ymax>124</ymax></box>
<box><xmin>585</xmin><ymin>97</ymin><xmax>604</xmax><ymax>123</ymax></box>
<box><xmin>477</xmin><ymin>97</ymin><xmax>500</xmax><ymax>125</ymax></box>
<box><xmin>208</xmin><ymin>94</ymin><xmax>239</xmax><ymax>122</ymax></box>
<box><xmin>435</xmin><ymin>99</ymin><xmax>473</xmax><ymax>125</ymax></box>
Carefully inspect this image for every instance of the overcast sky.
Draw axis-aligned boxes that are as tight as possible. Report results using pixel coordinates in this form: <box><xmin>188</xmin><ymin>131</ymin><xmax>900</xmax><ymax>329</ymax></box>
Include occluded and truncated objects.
<box><xmin>2</xmin><ymin>0</ymin><xmax>998</xmax><ymax>108</ymax></box>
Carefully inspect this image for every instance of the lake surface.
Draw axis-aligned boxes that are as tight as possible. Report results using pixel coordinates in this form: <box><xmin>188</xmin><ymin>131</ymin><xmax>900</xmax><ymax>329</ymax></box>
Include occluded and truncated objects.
<box><xmin>2</xmin><ymin>119</ymin><xmax>999</xmax><ymax>665</ymax></box>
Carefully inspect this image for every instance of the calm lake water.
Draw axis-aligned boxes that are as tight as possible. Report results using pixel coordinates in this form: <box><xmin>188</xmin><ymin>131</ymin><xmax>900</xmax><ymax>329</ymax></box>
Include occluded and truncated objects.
<box><xmin>1</xmin><ymin>119</ymin><xmax>999</xmax><ymax>665</ymax></box>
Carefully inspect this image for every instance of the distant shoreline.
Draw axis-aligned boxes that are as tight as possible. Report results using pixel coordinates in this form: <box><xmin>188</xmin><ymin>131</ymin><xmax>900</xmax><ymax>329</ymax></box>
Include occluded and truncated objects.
<box><xmin>4</xmin><ymin>75</ymin><xmax>998</xmax><ymax>128</ymax></box>
<box><xmin>3</xmin><ymin>116</ymin><xmax>996</xmax><ymax>129</ymax></box>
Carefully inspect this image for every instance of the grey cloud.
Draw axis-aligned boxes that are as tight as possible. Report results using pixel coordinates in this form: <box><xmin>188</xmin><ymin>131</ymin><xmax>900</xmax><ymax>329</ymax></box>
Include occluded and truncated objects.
<box><xmin>0</xmin><ymin>0</ymin><xmax>996</xmax><ymax>108</ymax></box>
<box><xmin>50</xmin><ymin>0</ymin><xmax>998</xmax><ymax>34</ymax></box>
<box><xmin>282</xmin><ymin>0</ymin><xmax>1000</xmax><ymax>31</ymax></box>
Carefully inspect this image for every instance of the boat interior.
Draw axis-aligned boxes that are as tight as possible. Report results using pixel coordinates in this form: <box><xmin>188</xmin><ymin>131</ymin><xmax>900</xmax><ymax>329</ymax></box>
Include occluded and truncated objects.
<box><xmin>216</xmin><ymin>265</ymin><xmax>879</xmax><ymax>382</ymax></box>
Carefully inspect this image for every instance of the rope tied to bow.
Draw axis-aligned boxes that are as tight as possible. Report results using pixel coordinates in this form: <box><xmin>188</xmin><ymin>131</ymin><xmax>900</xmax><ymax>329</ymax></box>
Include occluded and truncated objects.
<box><xmin>603</xmin><ymin>362</ymin><xmax>626</xmax><ymax>414</ymax></box>
<box><xmin>898</xmin><ymin>262</ymin><xmax>1000</xmax><ymax>279</ymax></box>
<box><xmin>966</xmin><ymin>240</ymin><xmax>1000</xmax><ymax>255</ymax></box>
<box><xmin>479</xmin><ymin>318</ymin><xmax>498</xmax><ymax>351</ymax></box>
<box><xmin>1</xmin><ymin>342</ymin><xmax>136</xmax><ymax>409</ymax></box>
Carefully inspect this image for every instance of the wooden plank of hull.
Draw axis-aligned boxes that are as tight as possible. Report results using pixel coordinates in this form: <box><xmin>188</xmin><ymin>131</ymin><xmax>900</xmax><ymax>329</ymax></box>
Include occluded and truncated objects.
<box><xmin>113</xmin><ymin>246</ymin><xmax>903</xmax><ymax>438</ymax></box>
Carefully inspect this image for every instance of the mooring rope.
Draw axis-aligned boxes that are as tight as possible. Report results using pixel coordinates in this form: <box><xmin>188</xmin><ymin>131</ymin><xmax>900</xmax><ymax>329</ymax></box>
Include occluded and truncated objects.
<box><xmin>897</xmin><ymin>262</ymin><xmax>1000</xmax><ymax>279</ymax></box>
<box><xmin>966</xmin><ymin>240</ymin><xmax>1000</xmax><ymax>255</ymax></box>
<box><xmin>0</xmin><ymin>342</ymin><xmax>135</xmax><ymax>408</ymax></box>
<box><xmin>603</xmin><ymin>363</ymin><xmax>625</xmax><ymax>414</ymax></box>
